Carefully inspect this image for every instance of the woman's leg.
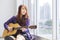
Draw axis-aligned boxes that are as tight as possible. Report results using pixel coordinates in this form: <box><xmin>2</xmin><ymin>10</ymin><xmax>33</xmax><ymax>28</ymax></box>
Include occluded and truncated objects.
<box><xmin>16</xmin><ymin>34</ymin><xmax>25</xmax><ymax>40</ymax></box>
<box><xmin>5</xmin><ymin>36</ymin><xmax>14</xmax><ymax>40</ymax></box>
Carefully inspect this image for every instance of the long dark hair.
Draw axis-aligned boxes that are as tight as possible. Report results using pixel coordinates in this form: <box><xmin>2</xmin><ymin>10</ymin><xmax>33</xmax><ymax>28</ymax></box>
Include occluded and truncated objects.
<box><xmin>16</xmin><ymin>5</ymin><xmax>29</xmax><ymax>20</ymax></box>
<box><xmin>16</xmin><ymin>5</ymin><xmax>29</xmax><ymax>26</ymax></box>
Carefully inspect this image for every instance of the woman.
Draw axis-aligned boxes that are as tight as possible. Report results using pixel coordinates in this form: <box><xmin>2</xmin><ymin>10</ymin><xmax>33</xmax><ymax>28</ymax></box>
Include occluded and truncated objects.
<box><xmin>4</xmin><ymin>5</ymin><xmax>32</xmax><ymax>40</ymax></box>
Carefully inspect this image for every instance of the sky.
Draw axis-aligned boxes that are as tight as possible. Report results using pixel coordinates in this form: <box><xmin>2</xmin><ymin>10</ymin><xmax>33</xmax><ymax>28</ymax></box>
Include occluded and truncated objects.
<box><xmin>38</xmin><ymin>0</ymin><xmax>52</xmax><ymax>19</ymax></box>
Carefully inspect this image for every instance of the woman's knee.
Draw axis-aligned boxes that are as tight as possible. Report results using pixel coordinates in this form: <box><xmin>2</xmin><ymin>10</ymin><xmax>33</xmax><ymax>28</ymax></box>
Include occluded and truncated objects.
<box><xmin>5</xmin><ymin>36</ymin><xmax>13</xmax><ymax>40</ymax></box>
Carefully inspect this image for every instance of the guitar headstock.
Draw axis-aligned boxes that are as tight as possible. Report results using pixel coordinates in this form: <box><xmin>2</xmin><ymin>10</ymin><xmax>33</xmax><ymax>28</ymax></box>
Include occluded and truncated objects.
<box><xmin>29</xmin><ymin>25</ymin><xmax>37</xmax><ymax>29</ymax></box>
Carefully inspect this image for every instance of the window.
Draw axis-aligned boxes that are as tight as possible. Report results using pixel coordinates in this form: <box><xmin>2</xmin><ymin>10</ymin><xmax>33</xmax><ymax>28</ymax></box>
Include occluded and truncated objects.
<box><xmin>57</xmin><ymin>0</ymin><xmax>60</xmax><ymax>40</ymax></box>
<box><xmin>36</xmin><ymin>0</ymin><xmax>52</xmax><ymax>40</ymax></box>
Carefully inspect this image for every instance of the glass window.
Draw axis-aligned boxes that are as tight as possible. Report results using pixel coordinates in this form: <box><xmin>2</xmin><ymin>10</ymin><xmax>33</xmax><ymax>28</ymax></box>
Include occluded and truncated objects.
<box><xmin>36</xmin><ymin>0</ymin><xmax>52</xmax><ymax>40</ymax></box>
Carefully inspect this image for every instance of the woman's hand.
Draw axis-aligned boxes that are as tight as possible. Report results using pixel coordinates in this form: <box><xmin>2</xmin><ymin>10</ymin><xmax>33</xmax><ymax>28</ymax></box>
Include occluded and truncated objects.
<box><xmin>18</xmin><ymin>25</ymin><xmax>21</xmax><ymax>27</ymax></box>
<box><xmin>21</xmin><ymin>28</ymin><xmax>27</xmax><ymax>32</ymax></box>
<box><xmin>8</xmin><ymin>27</ymin><xmax>13</xmax><ymax>32</ymax></box>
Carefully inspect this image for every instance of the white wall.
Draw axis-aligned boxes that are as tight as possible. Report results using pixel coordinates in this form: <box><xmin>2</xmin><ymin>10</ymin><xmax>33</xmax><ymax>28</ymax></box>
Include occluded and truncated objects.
<box><xmin>0</xmin><ymin>0</ymin><xmax>16</xmax><ymax>37</ymax></box>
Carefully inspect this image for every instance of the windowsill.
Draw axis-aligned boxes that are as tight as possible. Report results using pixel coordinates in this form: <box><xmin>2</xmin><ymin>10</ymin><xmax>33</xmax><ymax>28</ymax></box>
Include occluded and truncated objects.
<box><xmin>37</xmin><ymin>34</ymin><xmax>52</xmax><ymax>40</ymax></box>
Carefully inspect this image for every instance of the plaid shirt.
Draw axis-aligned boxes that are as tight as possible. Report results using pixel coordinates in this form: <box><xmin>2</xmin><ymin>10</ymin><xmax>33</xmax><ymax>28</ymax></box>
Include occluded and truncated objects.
<box><xmin>4</xmin><ymin>16</ymin><xmax>32</xmax><ymax>40</ymax></box>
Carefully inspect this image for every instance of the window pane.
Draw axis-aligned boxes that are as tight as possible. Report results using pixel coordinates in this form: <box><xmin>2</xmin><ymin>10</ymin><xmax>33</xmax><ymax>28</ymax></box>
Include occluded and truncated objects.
<box><xmin>36</xmin><ymin>0</ymin><xmax>52</xmax><ymax>40</ymax></box>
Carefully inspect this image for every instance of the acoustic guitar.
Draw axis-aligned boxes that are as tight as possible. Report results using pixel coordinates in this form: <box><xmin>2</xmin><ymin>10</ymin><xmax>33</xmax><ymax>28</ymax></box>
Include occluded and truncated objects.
<box><xmin>2</xmin><ymin>23</ymin><xmax>37</xmax><ymax>37</ymax></box>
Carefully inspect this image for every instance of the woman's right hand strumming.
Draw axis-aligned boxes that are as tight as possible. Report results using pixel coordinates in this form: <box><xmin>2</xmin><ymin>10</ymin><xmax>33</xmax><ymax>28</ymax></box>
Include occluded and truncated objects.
<box><xmin>8</xmin><ymin>27</ymin><xmax>13</xmax><ymax>32</ymax></box>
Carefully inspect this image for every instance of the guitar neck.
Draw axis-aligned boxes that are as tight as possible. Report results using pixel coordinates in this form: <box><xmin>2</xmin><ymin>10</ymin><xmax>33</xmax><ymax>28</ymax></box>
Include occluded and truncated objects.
<box><xmin>13</xmin><ymin>25</ymin><xmax>37</xmax><ymax>30</ymax></box>
<box><xmin>13</xmin><ymin>26</ymin><xmax>28</xmax><ymax>30</ymax></box>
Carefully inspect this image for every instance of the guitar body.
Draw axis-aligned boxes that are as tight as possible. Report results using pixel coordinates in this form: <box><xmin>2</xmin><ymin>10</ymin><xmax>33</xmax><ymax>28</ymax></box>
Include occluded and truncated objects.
<box><xmin>2</xmin><ymin>23</ymin><xmax>20</xmax><ymax>37</ymax></box>
<box><xmin>2</xmin><ymin>23</ymin><xmax>37</xmax><ymax>37</ymax></box>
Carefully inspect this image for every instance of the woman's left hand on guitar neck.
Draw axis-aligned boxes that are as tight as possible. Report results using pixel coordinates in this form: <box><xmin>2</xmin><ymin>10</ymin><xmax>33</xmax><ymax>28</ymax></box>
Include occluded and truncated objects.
<box><xmin>21</xmin><ymin>27</ymin><xmax>27</xmax><ymax>32</ymax></box>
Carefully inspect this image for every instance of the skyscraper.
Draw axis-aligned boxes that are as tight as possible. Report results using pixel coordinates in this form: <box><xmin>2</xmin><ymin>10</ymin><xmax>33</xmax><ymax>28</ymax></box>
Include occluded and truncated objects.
<box><xmin>40</xmin><ymin>3</ymin><xmax>51</xmax><ymax>21</ymax></box>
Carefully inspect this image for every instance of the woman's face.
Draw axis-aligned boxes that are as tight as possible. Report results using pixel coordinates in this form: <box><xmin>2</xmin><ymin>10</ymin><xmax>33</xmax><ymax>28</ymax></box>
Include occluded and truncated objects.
<box><xmin>21</xmin><ymin>6</ymin><xmax>27</xmax><ymax>15</ymax></box>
